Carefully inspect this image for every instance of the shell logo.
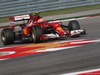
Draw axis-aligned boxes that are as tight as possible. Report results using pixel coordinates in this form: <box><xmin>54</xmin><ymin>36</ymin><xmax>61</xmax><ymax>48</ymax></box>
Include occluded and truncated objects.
<box><xmin>57</xmin><ymin>27</ymin><xmax>62</xmax><ymax>30</ymax></box>
<box><xmin>57</xmin><ymin>27</ymin><xmax>64</xmax><ymax>32</ymax></box>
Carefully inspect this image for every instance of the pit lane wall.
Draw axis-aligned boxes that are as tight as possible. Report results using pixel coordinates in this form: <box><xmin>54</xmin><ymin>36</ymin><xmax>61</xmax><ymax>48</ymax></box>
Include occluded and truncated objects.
<box><xmin>0</xmin><ymin>0</ymin><xmax>100</xmax><ymax>18</ymax></box>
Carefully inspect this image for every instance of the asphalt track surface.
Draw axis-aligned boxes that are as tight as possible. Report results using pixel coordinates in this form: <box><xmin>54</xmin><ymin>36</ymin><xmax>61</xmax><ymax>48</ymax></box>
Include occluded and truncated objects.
<box><xmin>0</xmin><ymin>17</ymin><xmax>100</xmax><ymax>75</ymax></box>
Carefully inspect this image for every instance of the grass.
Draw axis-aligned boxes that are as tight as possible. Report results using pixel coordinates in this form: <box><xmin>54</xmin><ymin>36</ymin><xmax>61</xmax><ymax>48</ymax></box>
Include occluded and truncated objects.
<box><xmin>39</xmin><ymin>4</ymin><xmax>100</xmax><ymax>16</ymax></box>
<box><xmin>0</xmin><ymin>17</ymin><xmax>9</xmax><ymax>23</ymax></box>
<box><xmin>0</xmin><ymin>4</ymin><xmax>100</xmax><ymax>23</ymax></box>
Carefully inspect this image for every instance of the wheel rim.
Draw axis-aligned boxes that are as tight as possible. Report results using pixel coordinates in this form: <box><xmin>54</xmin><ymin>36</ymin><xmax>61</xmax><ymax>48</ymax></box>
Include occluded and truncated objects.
<box><xmin>1</xmin><ymin>33</ymin><xmax>6</xmax><ymax>43</ymax></box>
<box><xmin>32</xmin><ymin>32</ymin><xmax>35</xmax><ymax>42</ymax></box>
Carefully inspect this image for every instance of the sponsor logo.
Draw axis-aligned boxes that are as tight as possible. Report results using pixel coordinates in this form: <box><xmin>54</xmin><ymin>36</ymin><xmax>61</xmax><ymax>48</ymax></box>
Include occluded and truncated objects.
<box><xmin>14</xmin><ymin>15</ymin><xmax>30</xmax><ymax>21</ymax></box>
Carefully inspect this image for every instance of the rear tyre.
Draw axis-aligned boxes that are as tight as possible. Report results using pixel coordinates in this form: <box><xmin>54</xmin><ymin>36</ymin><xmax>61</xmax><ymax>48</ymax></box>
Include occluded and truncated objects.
<box><xmin>1</xmin><ymin>28</ymin><xmax>15</xmax><ymax>45</ymax></box>
<box><xmin>32</xmin><ymin>26</ymin><xmax>43</xmax><ymax>43</ymax></box>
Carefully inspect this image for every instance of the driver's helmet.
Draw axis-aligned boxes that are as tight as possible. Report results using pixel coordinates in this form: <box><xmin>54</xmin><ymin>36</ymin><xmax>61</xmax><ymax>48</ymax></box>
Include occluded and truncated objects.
<box><xmin>37</xmin><ymin>18</ymin><xmax>44</xmax><ymax>23</ymax></box>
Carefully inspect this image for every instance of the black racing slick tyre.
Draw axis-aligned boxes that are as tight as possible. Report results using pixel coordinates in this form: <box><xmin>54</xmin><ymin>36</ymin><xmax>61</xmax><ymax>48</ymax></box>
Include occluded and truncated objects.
<box><xmin>32</xmin><ymin>26</ymin><xmax>43</xmax><ymax>43</ymax></box>
<box><xmin>1</xmin><ymin>29</ymin><xmax>15</xmax><ymax>45</ymax></box>
<box><xmin>68</xmin><ymin>20</ymin><xmax>80</xmax><ymax>32</ymax></box>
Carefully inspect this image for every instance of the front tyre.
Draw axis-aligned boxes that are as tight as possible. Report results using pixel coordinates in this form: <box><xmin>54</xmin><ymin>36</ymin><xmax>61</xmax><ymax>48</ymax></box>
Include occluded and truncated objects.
<box><xmin>32</xmin><ymin>26</ymin><xmax>43</xmax><ymax>43</ymax></box>
<box><xmin>1</xmin><ymin>29</ymin><xmax>15</xmax><ymax>45</ymax></box>
<box><xmin>68</xmin><ymin>20</ymin><xmax>80</xmax><ymax>32</ymax></box>
<box><xmin>68</xmin><ymin>20</ymin><xmax>81</xmax><ymax>37</ymax></box>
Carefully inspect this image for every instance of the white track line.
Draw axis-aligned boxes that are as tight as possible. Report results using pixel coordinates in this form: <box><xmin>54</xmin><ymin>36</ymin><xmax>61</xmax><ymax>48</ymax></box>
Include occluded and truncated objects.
<box><xmin>36</xmin><ymin>46</ymin><xmax>80</xmax><ymax>52</ymax></box>
<box><xmin>61</xmin><ymin>68</ymin><xmax>100</xmax><ymax>75</ymax></box>
<box><xmin>70</xmin><ymin>39</ymin><xmax>100</xmax><ymax>44</ymax></box>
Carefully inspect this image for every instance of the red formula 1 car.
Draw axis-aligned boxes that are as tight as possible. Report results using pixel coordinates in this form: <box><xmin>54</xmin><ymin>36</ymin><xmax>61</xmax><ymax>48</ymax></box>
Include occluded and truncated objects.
<box><xmin>1</xmin><ymin>13</ymin><xmax>86</xmax><ymax>45</ymax></box>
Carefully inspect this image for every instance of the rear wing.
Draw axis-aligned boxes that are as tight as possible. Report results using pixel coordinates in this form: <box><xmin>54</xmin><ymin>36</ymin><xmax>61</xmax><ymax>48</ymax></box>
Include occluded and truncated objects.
<box><xmin>9</xmin><ymin>14</ymin><xmax>30</xmax><ymax>31</ymax></box>
<box><xmin>9</xmin><ymin>14</ymin><xmax>30</xmax><ymax>22</ymax></box>
<box><xmin>9</xmin><ymin>14</ymin><xmax>30</xmax><ymax>25</ymax></box>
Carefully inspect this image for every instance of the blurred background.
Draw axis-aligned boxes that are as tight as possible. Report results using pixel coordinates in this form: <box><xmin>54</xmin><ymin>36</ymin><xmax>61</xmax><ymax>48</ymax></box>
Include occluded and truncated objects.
<box><xmin>0</xmin><ymin>0</ymin><xmax>100</xmax><ymax>18</ymax></box>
